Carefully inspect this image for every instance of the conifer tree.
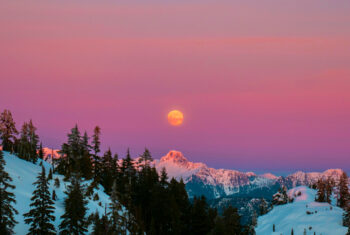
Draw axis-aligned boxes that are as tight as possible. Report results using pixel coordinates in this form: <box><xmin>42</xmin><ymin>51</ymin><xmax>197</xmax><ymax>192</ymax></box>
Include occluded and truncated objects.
<box><xmin>111</xmin><ymin>153</ymin><xmax>119</xmax><ymax>183</ymax></box>
<box><xmin>24</xmin><ymin>166</ymin><xmax>56</xmax><ymax>235</ymax></box>
<box><xmin>121</xmin><ymin>149</ymin><xmax>136</xmax><ymax>179</ymax></box>
<box><xmin>92</xmin><ymin>212</ymin><xmax>110</xmax><ymax>235</ymax></box>
<box><xmin>81</xmin><ymin>132</ymin><xmax>90</xmax><ymax>153</ymax></box>
<box><xmin>325</xmin><ymin>177</ymin><xmax>334</xmax><ymax>203</ymax></box>
<box><xmin>259</xmin><ymin>198</ymin><xmax>268</xmax><ymax>215</ymax></box>
<box><xmin>48</xmin><ymin>168</ymin><xmax>53</xmax><ymax>181</ymax></box>
<box><xmin>338</xmin><ymin>172</ymin><xmax>350</xmax><ymax>208</ymax></box>
<box><xmin>343</xmin><ymin>206</ymin><xmax>349</xmax><ymax>225</ymax></box>
<box><xmin>18</xmin><ymin>122</ymin><xmax>30</xmax><ymax>160</ymax></box>
<box><xmin>190</xmin><ymin>196</ymin><xmax>216</xmax><ymax>235</ymax></box>
<box><xmin>27</xmin><ymin>120</ymin><xmax>39</xmax><ymax>163</ymax></box>
<box><xmin>221</xmin><ymin>205</ymin><xmax>242</xmax><ymax>234</ymax></box>
<box><xmin>60</xmin><ymin>125</ymin><xmax>81</xmax><ymax>176</ymax></box>
<box><xmin>169</xmin><ymin>178</ymin><xmax>191</xmax><ymax>234</ymax></box>
<box><xmin>18</xmin><ymin>120</ymin><xmax>39</xmax><ymax>163</ymax></box>
<box><xmin>272</xmin><ymin>187</ymin><xmax>288</xmax><ymax>205</ymax></box>
<box><xmin>38</xmin><ymin>142</ymin><xmax>44</xmax><ymax>160</ymax></box>
<box><xmin>80</xmin><ymin>132</ymin><xmax>93</xmax><ymax>180</ymax></box>
<box><xmin>0</xmin><ymin>110</ymin><xmax>18</xmax><ymax>152</ymax></box>
<box><xmin>100</xmin><ymin>149</ymin><xmax>114</xmax><ymax>193</ymax></box>
<box><xmin>92</xmin><ymin>126</ymin><xmax>101</xmax><ymax>156</ymax></box>
<box><xmin>109</xmin><ymin>181</ymin><xmax>127</xmax><ymax>234</ymax></box>
<box><xmin>316</xmin><ymin>179</ymin><xmax>326</xmax><ymax>202</ymax></box>
<box><xmin>59</xmin><ymin>176</ymin><xmax>88</xmax><ymax>234</ymax></box>
<box><xmin>138</xmin><ymin>148</ymin><xmax>153</xmax><ymax>167</ymax></box>
<box><xmin>92</xmin><ymin>126</ymin><xmax>101</xmax><ymax>180</ymax></box>
<box><xmin>160</xmin><ymin>167</ymin><xmax>168</xmax><ymax>187</ymax></box>
<box><xmin>52</xmin><ymin>190</ymin><xmax>57</xmax><ymax>201</ymax></box>
<box><xmin>54</xmin><ymin>178</ymin><xmax>60</xmax><ymax>188</ymax></box>
<box><xmin>0</xmin><ymin>150</ymin><xmax>18</xmax><ymax>234</ymax></box>
<box><xmin>57</xmin><ymin>125</ymin><xmax>93</xmax><ymax>179</ymax></box>
<box><xmin>120</xmin><ymin>149</ymin><xmax>136</xmax><ymax>203</ymax></box>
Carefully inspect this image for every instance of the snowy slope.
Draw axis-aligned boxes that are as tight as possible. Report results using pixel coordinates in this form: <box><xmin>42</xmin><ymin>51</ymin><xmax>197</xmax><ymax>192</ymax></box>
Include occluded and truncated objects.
<box><xmin>3</xmin><ymin>151</ymin><xmax>111</xmax><ymax>234</ymax></box>
<box><xmin>256</xmin><ymin>186</ymin><xmax>348</xmax><ymax>235</ymax></box>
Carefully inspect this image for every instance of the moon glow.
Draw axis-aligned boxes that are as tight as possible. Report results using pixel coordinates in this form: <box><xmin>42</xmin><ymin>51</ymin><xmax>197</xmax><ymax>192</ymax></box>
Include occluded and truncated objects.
<box><xmin>168</xmin><ymin>110</ymin><xmax>184</xmax><ymax>126</ymax></box>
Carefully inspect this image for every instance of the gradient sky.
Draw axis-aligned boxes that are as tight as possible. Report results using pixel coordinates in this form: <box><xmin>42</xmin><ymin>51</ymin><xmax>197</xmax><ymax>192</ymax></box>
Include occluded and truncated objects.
<box><xmin>1</xmin><ymin>0</ymin><xmax>350</xmax><ymax>174</ymax></box>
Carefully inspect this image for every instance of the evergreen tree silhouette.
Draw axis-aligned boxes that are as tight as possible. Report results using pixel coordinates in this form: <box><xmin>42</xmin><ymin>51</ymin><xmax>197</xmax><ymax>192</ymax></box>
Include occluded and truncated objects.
<box><xmin>0</xmin><ymin>150</ymin><xmax>18</xmax><ymax>234</ymax></box>
<box><xmin>24</xmin><ymin>166</ymin><xmax>56</xmax><ymax>234</ymax></box>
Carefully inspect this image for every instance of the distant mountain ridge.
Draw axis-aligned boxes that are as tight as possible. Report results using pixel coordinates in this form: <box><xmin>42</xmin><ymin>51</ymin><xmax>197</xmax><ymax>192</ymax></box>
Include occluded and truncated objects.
<box><xmin>153</xmin><ymin>150</ymin><xmax>346</xmax><ymax>199</ymax></box>
<box><xmin>42</xmin><ymin>148</ymin><xmax>347</xmax><ymax>199</ymax></box>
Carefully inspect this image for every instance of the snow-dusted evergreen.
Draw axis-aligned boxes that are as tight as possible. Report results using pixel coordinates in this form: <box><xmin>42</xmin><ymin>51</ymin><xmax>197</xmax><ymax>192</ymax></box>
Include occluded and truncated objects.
<box><xmin>272</xmin><ymin>186</ymin><xmax>289</xmax><ymax>205</ymax></box>
<box><xmin>0</xmin><ymin>150</ymin><xmax>18</xmax><ymax>234</ymax></box>
<box><xmin>23</xmin><ymin>166</ymin><xmax>56</xmax><ymax>234</ymax></box>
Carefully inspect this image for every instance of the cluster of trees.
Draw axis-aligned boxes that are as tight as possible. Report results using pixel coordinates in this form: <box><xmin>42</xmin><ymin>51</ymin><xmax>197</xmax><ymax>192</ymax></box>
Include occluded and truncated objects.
<box><xmin>0</xmin><ymin>109</ymin><xmax>43</xmax><ymax>163</ymax></box>
<box><xmin>272</xmin><ymin>186</ymin><xmax>289</xmax><ymax>206</ymax></box>
<box><xmin>313</xmin><ymin>173</ymin><xmax>350</xmax><ymax>234</ymax></box>
<box><xmin>314</xmin><ymin>177</ymin><xmax>335</xmax><ymax>203</ymax></box>
<box><xmin>0</xmin><ymin>109</ymin><xmax>250</xmax><ymax>234</ymax></box>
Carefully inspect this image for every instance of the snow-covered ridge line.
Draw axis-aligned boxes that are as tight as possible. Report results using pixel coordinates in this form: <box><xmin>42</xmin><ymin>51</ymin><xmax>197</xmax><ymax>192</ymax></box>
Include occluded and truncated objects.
<box><xmin>153</xmin><ymin>151</ymin><xmax>348</xmax><ymax>198</ymax></box>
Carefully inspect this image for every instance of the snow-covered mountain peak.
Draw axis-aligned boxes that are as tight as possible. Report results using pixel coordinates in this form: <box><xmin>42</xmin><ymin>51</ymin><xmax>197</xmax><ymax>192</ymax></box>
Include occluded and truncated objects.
<box><xmin>322</xmin><ymin>168</ymin><xmax>344</xmax><ymax>179</ymax></box>
<box><xmin>159</xmin><ymin>151</ymin><xmax>207</xmax><ymax>171</ymax></box>
<box><xmin>160</xmin><ymin>150</ymin><xmax>189</xmax><ymax>165</ymax></box>
<box><xmin>246</xmin><ymin>172</ymin><xmax>257</xmax><ymax>177</ymax></box>
<box><xmin>285</xmin><ymin>169</ymin><xmax>346</xmax><ymax>188</ymax></box>
<box><xmin>42</xmin><ymin>147</ymin><xmax>61</xmax><ymax>162</ymax></box>
<box><xmin>260</xmin><ymin>173</ymin><xmax>278</xmax><ymax>180</ymax></box>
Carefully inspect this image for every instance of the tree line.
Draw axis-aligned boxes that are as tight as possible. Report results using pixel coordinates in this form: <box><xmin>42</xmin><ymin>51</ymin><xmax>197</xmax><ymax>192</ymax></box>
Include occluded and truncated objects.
<box><xmin>0</xmin><ymin>109</ymin><xmax>250</xmax><ymax>235</ymax></box>
<box><xmin>313</xmin><ymin>175</ymin><xmax>350</xmax><ymax>234</ymax></box>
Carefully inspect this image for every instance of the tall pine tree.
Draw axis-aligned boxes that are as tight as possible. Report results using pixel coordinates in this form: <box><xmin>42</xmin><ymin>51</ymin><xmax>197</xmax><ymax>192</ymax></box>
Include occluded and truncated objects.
<box><xmin>338</xmin><ymin>172</ymin><xmax>350</xmax><ymax>208</ymax></box>
<box><xmin>109</xmin><ymin>181</ymin><xmax>127</xmax><ymax>234</ymax></box>
<box><xmin>17</xmin><ymin>120</ymin><xmax>39</xmax><ymax>163</ymax></box>
<box><xmin>325</xmin><ymin>177</ymin><xmax>334</xmax><ymax>203</ymax></box>
<box><xmin>27</xmin><ymin>120</ymin><xmax>39</xmax><ymax>163</ymax></box>
<box><xmin>0</xmin><ymin>110</ymin><xmax>18</xmax><ymax>152</ymax></box>
<box><xmin>23</xmin><ymin>166</ymin><xmax>56</xmax><ymax>234</ymax></box>
<box><xmin>0</xmin><ymin>150</ymin><xmax>18</xmax><ymax>234</ymax></box>
<box><xmin>138</xmin><ymin>148</ymin><xmax>153</xmax><ymax>168</ymax></box>
<box><xmin>38</xmin><ymin>142</ymin><xmax>44</xmax><ymax>160</ymax></box>
<box><xmin>100</xmin><ymin>148</ymin><xmax>115</xmax><ymax>193</ymax></box>
<box><xmin>92</xmin><ymin>126</ymin><xmax>101</xmax><ymax>180</ymax></box>
<box><xmin>316</xmin><ymin>179</ymin><xmax>326</xmax><ymax>202</ymax></box>
<box><xmin>59</xmin><ymin>176</ymin><xmax>88</xmax><ymax>234</ymax></box>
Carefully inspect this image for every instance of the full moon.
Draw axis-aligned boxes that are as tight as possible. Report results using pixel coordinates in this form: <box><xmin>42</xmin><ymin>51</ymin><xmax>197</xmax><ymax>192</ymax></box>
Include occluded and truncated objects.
<box><xmin>168</xmin><ymin>110</ymin><xmax>184</xmax><ymax>126</ymax></box>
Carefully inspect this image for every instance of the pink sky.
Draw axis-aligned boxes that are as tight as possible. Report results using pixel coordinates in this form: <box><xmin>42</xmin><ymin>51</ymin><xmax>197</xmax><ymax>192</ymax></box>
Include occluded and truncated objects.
<box><xmin>1</xmin><ymin>0</ymin><xmax>350</xmax><ymax>174</ymax></box>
